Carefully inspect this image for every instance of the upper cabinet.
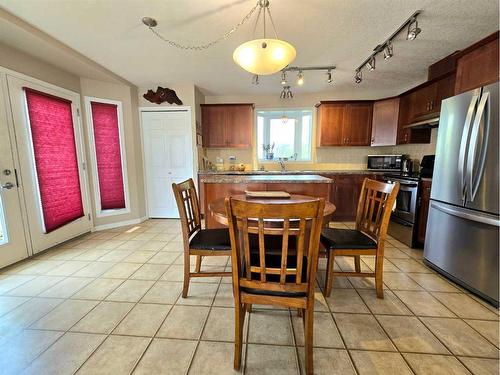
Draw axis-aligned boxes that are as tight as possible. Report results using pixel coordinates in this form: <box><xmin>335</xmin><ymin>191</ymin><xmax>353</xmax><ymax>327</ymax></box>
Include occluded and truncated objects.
<box><xmin>455</xmin><ymin>32</ymin><xmax>499</xmax><ymax>94</ymax></box>
<box><xmin>201</xmin><ymin>104</ymin><xmax>253</xmax><ymax>148</ymax></box>
<box><xmin>317</xmin><ymin>101</ymin><xmax>372</xmax><ymax>146</ymax></box>
<box><xmin>371</xmin><ymin>97</ymin><xmax>400</xmax><ymax>146</ymax></box>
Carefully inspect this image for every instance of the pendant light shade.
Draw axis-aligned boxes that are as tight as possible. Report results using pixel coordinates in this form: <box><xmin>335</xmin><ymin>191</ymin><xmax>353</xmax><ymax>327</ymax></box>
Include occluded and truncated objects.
<box><xmin>233</xmin><ymin>39</ymin><xmax>296</xmax><ymax>75</ymax></box>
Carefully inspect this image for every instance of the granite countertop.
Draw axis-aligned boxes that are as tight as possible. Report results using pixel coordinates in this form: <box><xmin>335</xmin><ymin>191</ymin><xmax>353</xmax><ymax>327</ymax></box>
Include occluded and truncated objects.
<box><xmin>200</xmin><ymin>174</ymin><xmax>334</xmax><ymax>184</ymax></box>
<box><xmin>198</xmin><ymin>170</ymin><xmax>383</xmax><ymax>175</ymax></box>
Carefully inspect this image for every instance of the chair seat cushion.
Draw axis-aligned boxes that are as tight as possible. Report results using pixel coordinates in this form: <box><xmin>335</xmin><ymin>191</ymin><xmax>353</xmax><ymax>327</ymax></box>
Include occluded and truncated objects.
<box><xmin>321</xmin><ymin>228</ymin><xmax>376</xmax><ymax>250</ymax></box>
<box><xmin>189</xmin><ymin>228</ymin><xmax>231</xmax><ymax>250</ymax></box>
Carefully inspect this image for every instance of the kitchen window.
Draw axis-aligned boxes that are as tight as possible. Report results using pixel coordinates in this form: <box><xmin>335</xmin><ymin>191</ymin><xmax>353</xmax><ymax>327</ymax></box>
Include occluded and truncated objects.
<box><xmin>257</xmin><ymin>109</ymin><xmax>312</xmax><ymax>161</ymax></box>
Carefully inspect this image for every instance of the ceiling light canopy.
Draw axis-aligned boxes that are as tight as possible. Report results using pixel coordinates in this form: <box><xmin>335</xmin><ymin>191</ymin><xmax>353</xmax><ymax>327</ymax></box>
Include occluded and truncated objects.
<box><xmin>233</xmin><ymin>0</ymin><xmax>296</xmax><ymax>75</ymax></box>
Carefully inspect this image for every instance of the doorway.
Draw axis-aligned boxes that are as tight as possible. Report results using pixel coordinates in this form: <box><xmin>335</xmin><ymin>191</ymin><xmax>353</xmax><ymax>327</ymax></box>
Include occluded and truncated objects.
<box><xmin>141</xmin><ymin>108</ymin><xmax>194</xmax><ymax>218</ymax></box>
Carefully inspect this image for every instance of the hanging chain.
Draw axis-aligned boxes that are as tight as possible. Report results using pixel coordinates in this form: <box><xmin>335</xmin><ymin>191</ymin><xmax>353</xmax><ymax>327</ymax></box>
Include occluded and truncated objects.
<box><xmin>147</xmin><ymin>1</ymin><xmax>261</xmax><ymax>50</ymax></box>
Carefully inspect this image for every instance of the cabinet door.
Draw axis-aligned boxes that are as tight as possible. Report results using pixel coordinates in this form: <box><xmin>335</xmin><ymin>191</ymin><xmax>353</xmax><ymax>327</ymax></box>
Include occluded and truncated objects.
<box><xmin>202</xmin><ymin>106</ymin><xmax>226</xmax><ymax>147</ymax></box>
<box><xmin>317</xmin><ymin>103</ymin><xmax>345</xmax><ymax>146</ymax></box>
<box><xmin>416</xmin><ymin>179</ymin><xmax>432</xmax><ymax>244</ymax></box>
<box><xmin>330</xmin><ymin>175</ymin><xmax>361</xmax><ymax>221</ymax></box>
<box><xmin>433</xmin><ymin>74</ymin><xmax>456</xmax><ymax>113</ymax></box>
<box><xmin>371</xmin><ymin>98</ymin><xmax>399</xmax><ymax>146</ymax></box>
<box><xmin>224</xmin><ymin>105</ymin><xmax>253</xmax><ymax>148</ymax></box>
<box><xmin>397</xmin><ymin>94</ymin><xmax>412</xmax><ymax>144</ymax></box>
<box><xmin>409</xmin><ymin>83</ymin><xmax>437</xmax><ymax>119</ymax></box>
<box><xmin>455</xmin><ymin>38</ymin><xmax>499</xmax><ymax>94</ymax></box>
<box><xmin>343</xmin><ymin>103</ymin><xmax>372</xmax><ymax>146</ymax></box>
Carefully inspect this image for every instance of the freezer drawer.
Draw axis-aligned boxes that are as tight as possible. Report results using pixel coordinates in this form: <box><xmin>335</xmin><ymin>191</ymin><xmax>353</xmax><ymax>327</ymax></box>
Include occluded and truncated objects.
<box><xmin>424</xmin><ymin>201</ymin><xmax>499</xmax><ymax>305</ymax></box>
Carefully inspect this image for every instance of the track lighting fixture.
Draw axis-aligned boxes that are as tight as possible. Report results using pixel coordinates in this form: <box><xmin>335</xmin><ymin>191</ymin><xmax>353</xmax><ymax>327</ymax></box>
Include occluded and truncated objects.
<box><xmin>326</xmin><ymin>70</ymin><xmax>333</xmax><ymax>84</ymax></box>
<box><xmin>252</xmin><ymin>74</ymin><xmax>259</xmax><ymax>85</ymax></box>
<box><xmin>297</xmin><ymin>71</ymin><xmax>304</xmax><ymax>86</ymax></box>
<box><xmin>280</xmin><ymin>85</ymin><xmax>293</xmax><ymax>99</ymax></box>
<box><xmin>383</xmin><ymin>41</ymin><xmax>394</xmax><ymax>60</ymax></box>
<box><xmin>355</xmin><ymin>70</ymin><xmax>362</xmax><ymax>84</ymax></box>
<box><xmin>407</xmin><ymin>18</ymin><xmax>421</xmax><ymax>40</ymax></box>
<box><xmin>366</xmin><ymin>57</ymin><xmax>376</xmax><ymax>71</ymax></box>
<box><xmin>281</xmin><ymin>71</ymin><xmax>287</xmax><ymax>85</ymax></box>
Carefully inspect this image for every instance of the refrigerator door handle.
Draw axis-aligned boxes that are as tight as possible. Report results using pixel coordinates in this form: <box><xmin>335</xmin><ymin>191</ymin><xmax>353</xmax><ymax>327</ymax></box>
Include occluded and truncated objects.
<box><xmin>467</xmin><ymin>91</ymin><xmax>490</xmax><ymax>202</ymax></box>
<box><xmin>458</xmin><ymin>93</ymin><xmax>479</xmax><ymax>202</ymax></box>
<box><xmin>431</xmin><ymin>201</ymin><xmax>500</xmax><ymax>227</ymax></box>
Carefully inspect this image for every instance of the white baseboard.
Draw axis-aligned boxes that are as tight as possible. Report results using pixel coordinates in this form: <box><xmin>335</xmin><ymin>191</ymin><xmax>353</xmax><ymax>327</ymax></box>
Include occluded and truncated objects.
<box><xmin>92</xmin><ymin>216</ymin><xmax>147</xmax><ymax>232</ymax></box>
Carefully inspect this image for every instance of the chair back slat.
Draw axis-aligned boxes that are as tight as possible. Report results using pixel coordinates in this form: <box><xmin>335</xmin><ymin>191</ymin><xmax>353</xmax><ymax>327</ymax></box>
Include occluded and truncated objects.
<box><xmin>225</xmin><ymin>198</ymin><xmax>325</xmax><ymax>298</ymax></box>
<box><xmin>355</xmin><ymin>179</ymin><xmax>400</xmax><ymax>242</ymax></box>
<box><xmin>172</xmin><ymin>179</ymin><xmax>202</xmax><ymax>243</ymax></box>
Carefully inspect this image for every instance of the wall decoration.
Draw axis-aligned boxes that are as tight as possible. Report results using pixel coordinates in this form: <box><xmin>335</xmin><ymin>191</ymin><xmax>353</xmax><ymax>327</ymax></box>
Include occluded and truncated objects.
<box><xmin>143</xmin><ymin>86</ymin><xmax>183</xmax><ymax>105</ymax></box>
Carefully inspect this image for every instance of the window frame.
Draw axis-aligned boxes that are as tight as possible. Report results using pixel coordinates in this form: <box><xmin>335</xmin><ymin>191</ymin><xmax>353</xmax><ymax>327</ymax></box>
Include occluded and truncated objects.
<box><xmin>255</xmin><ymin>108</ymin><xmax>313</xmax><ymax>163</ymax></box>
<box><xmin>84</xmin><ymin>96</ymin><xmax>130</xmax><ymax>218</ymax></box>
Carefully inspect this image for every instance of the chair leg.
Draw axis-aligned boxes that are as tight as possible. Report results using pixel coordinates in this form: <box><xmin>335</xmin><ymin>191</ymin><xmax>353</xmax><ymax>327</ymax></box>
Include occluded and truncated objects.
<box><xmin>375</xmin><ymin>254</ymin><xmax>384</xmax><ymax>299</ymax></box>
<box><xmin>324</xmin><ymin>250</ymin><xmax>335</xmax><ymax>297</ymax></box>
<box><xmin>304</xmin><ymin>307</ymin><xmax>314</xmax><ymax>375</ymax></box>
<box><xmin>354</xmin><ymin>255</ymin><xmax>361</xmax><ymax>273</ymax></box>
<box><xmin>234</xmin><ymin>302</ymin><xmax>246</xmax><ymax>370</ymax></box>
<box><xmin>182</xmin><ymin>252</ymin><xmax>190</xmax><ymax>298</ymax></box>
<box><xmin>195</xmin><ymin>255</ymin><xmax>202</xmax><ymax>273</ymax></box>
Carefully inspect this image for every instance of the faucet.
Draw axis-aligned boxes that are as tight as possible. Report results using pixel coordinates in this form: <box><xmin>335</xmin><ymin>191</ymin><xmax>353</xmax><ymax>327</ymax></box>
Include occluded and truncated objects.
<box><xmin>278</xmin><ymin>157</ymin><xmax>287</xmax><ymax>172</ymax></box>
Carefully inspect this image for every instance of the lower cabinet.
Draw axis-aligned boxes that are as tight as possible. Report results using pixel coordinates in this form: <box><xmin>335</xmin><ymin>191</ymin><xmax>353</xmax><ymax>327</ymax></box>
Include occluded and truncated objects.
<box><xmin>416</xmin><ymin>179</ymin><xmax>432</xmax><ymax>245</ymax></box>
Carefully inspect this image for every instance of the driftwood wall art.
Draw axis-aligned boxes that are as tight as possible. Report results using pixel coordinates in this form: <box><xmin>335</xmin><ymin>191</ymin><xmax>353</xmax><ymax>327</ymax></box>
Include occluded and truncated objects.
<box><xmin>143</xmin><ymin>86</ymin><xmax>183</xmax><ymax>105</ymax></box>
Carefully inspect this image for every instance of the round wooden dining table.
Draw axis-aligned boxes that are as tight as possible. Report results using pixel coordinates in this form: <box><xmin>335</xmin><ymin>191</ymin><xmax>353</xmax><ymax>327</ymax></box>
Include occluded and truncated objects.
<box><xmin>209</xmin><ymin>194</ymin><xmax>336</xmax><ymax>226</ymax></box>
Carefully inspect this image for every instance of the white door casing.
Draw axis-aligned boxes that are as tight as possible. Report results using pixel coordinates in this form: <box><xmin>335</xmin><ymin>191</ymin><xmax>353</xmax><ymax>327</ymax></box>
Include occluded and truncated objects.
<box><xmin>141</xmin><ymin>109</ymin><xmax>194</xmax><ymax>218</ymax></box>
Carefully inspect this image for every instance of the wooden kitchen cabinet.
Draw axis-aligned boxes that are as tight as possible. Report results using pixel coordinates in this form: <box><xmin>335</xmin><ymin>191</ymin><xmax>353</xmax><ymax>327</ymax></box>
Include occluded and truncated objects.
<box><xmin>455</xmin><ymin>32</ymin><xmax>499</xmax><ymax>94</ymax></box>
<box><xmin>397</xmin><ymin>94</ymin><xmax>412</xmax><ymax>144</ymax></box>
<box><xmin>201</xmin><ymin>104</ymin><xmax>253</xmax><ymax>148</ymax></box>
<box><xmin>317</xmin><ymin>101</ymin><xmax>372</xmax><ymax>146</ymax></box>
<box><xmin>416</xmin><ymin>179</ymin><xmax>432</xmax><ymax>245</ymax></box>
<box><xmin>371</xmin><ymin>97</ymin><xmax>400</xmax><ymax>146</ymax></box>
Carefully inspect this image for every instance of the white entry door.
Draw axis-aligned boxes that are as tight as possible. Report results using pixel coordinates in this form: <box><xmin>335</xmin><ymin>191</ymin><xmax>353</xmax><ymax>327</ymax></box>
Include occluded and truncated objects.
<box><xmin>141</xmin><ymin>109</ymin><xmax>194</xmax><ymax>218</ymax></box>
<box><xmin>0</xmin><ymin>77</ymin><xmax>29</xmax><ymax>267</ymax></box>
<box><xmin>7</xmin><ymin>75</ymin><xmax>92</xmax><ymax>254</ymax></box>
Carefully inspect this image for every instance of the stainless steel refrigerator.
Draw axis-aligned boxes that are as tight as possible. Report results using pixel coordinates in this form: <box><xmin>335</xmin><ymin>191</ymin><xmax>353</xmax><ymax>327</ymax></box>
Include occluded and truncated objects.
<box><xmin>424</xmin><ymin>82</ymin><xmax>499</xmax><ymax>306</ymax></box>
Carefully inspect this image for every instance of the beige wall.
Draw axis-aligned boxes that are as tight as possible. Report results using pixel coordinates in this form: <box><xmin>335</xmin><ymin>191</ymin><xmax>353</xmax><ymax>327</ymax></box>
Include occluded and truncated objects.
<box><xmin>203</xmin><ymin>93</ymin><xmax>436</xmax><ymax>171</ymax></box>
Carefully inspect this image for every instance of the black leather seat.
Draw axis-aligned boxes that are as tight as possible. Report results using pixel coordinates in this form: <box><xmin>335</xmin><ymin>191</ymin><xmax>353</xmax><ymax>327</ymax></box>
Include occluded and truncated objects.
<box><xmin>189</xmin><ymin>229</ymin><xmax>231</xmax><ymax>250</ymax></box>
<box><xmin>321</xmin><ymin>228</ymin><xmax>376</xmax><ymax>250</ymax></box>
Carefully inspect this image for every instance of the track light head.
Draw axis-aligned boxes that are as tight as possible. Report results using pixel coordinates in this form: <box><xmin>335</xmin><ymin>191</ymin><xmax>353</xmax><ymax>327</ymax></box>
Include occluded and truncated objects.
<box><xmin>281</xmin><ymin>71</ymin><xmax>287</xmax><ymax>85</ymax></box>
<box><xmin>383</xmin><ymin>41</ymin><xmax>394</xmax><ymax>60</ymax></box>
<box><xmin>366</xmin><ymin>56</ymin><xmax>376</xmax><ymax>71</ymax></box>
<box><xmin>407</xmin><ymin>18</ymin><xmax>421</xmax><ymax>40</ymax></box>
<box><xmin>355</xmin><ymin>70</ymin><xmax>362</xmax><ymax>84</ymax></box>
<box><xmin>297</xmin><ymin>70</ymin><xmax>304</xmax><ymax>86</ymax></box>
<box><xmin>280</xmin><ymin>85</ymin><xmax>293</xmax><ymax>99</ymax></box>
<box><xmin>326</xmin><ymin>70</ymin><xmax>333</xmax><ymax>84</ymax></box>
<box><xmin>252</xmin><ymin>74</ymin><xmax>259</xmax><ymax>85</ymax></box>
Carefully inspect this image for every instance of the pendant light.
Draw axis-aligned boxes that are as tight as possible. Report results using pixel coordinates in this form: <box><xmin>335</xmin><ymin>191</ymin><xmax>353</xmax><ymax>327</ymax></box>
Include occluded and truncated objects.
<box><xmin>233</xmin><ymin>0</ymin><xmax>296</xmax><ymax>75</ymax></box>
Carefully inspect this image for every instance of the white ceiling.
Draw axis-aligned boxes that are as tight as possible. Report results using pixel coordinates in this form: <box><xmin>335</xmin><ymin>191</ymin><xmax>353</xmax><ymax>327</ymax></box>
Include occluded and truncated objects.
<box><xmin>0</xmin><ymin>0</ymin><xmax>498</xmax><ymax>96</ymax></box>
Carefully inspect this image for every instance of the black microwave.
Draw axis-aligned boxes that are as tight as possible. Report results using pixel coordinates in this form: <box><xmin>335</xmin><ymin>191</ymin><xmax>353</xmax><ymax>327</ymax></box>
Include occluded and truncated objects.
<box><xmin>367</xmin><ymin>155</ymin><xmax>405</xmax><ymax>171</ymax></box>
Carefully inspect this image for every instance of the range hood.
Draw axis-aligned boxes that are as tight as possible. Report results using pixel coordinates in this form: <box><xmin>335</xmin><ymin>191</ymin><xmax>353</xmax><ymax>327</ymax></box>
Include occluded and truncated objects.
<box><xmin>403</xmin><ymin>112</ymin><xmax>440</xmax><ymax>129</ymax></box>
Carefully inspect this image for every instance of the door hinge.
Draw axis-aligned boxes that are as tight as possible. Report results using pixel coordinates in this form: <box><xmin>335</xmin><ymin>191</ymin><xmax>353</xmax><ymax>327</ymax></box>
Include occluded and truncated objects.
<box><xmin>82</xmin><ymin>162</ymin><xmax>86</xmax><ymax>171</ymax></box>
<box><xmin>14</xmin><ymin>168</ymin><xmax>20</xmax><ymax>187</ymax></box>
<box><xmin>76</xmin><ymin>108</ymin><xmax>80</xmax><ymax>117</ymax></box>
<box><xmin>88</xmin><ymin>213</ymin><xmax>91</xmax><ymax>221</ymax></box>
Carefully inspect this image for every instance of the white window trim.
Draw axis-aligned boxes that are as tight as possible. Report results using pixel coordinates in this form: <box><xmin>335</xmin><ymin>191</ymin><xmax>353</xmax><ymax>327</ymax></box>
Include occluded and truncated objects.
<box><xmin>255</xmin><ymin>107</ymin><xmax>313</xmax><ymax>163</ymax></box>
<box><xmin>84</xmin><ymin>96</ymin><xmax>130</xmax><ymax>218</ymax></box>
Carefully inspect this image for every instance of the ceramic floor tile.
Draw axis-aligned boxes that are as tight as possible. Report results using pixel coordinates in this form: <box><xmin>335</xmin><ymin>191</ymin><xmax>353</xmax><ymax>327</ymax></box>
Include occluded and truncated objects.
<box><xmin>292</xmin><ymin>311</ymin><xmax>344</xmax><ymax>348</ymax></box>
<box><xmin>377</xmin><ymin>315</ymin><xmax>450</xmax><ymax>354</ymax></box>
<box><xmin>44</xmin><ymin>261</ymin><xmax>91</xmax><ymax>276</ymax></box>
<box><xmin>38</xmin><ymin>276</ymin><xmax>94</xmax><ymax>298</ymax></box>
<box><xmin>389</xmin><ymin>258</ymin><xmax>432</xmax><ymax>273</ymax></box>
<box><xmin>383</xmin><ymin>273</ymin><xmax>424</xmax><ymax>291</ymax></box>
<box><xmin>459</xmin><ymin>357</ymin><xmax>499</xmax><ymax>375</ymax></box>
<box><xmin>432</xmin><ymin>292</ymin><xmax>499</xmax><ymax>320</ymax></box>
<box><xmin>326</xmin><ymin>289</ymin><xmax>370</xmax><ymax>313</ymax></box>
<box><xmin>406</xmin><ymin>273</ymin><xmax>460</xmax><ymax>292</ymax></box>
<box><xmin>147</xmin><ymin>252</ymin><xmax>180</xmax><ymax>265</ymax></box>
<box><xmin>297</xmin><ymin>348</ymin><xmax>356</xmax><ymax>375</ymax></box>
<box><xmin>403</xmin><ymin>353</ymin><xmax>472</xmax><ymax>375</ymax></box>
<box><xmin>201</xmin><ymin>306</ymin><xmax>236</xmax><ymax>342</ymax></box>
<box><xmin>245</xmin><ymin>344</ymin><xmax>299</xmax><ymax>375</ymax></box>
<box><xmin>141</xmin><ymin>240</ymin><xmax>169</xmax><ymax>251</ymax></box>
<box><xmin>395</xmin><ymin>290</ymin><xmax>455</xmax><ymax>317</ymax></box>
<box><xmin>213</xmin><ymin>283</ymin><xmax>234</xmax><ymax>307</ymax></box>
<box><xmin>464</xmin><ymin>319</ymin><xmax>499</xmax><ymax>347</ymax></box>
<box><xmin>248</xmin><ymin>310</ymin><xmax>294</xmax><ymax>346</ymax></box>
<box><xmin>101</xmin><ymin>262</ymin><xmax>142</xmax><ymax>279</ymax></box>
<box><xmin>157</xmin><ymin>305</ymin><xmax>209</xmax><ymax>340</ymax></box>
<box><xmin>23</xmin><ymin>332</ymin><xmax>106</xmax><ymax>375</ymax></box>
<box><xmin>71</xmin><ymin>261</ymin><xmax>116</xmax><ymax>278</ymax></box>
<box><xmin>358</xmin><ymin>289</ymin><xmax>412</xmax><ymax>315</ymax></box>
<box><xmin>71</xmin><ymin>278</ymin><xmax>124</xmax><ymax>300</ymax></box>
<box><xmin>130</xmin><ymin>264</ymin><xmax>169</xmax><ymax>280</ymax></box>
<box><xmin>114</xmin><ymin>303</ymin><xmax>171</xmax><ymax>337</ymax></box>
<box><xmin>160</xmin><ymin>264</ymin><xmax>184</xmax><ymax>282</ymax></box>
<box><xmin>421</xmin><ymin>317</ymin><xmax>499</xmax><ymax>358</ymax></box>
<box><xmin>31</xmin><ymin>299</ymin><xmax>98</xmax><ymax>331</ymax></box>
<box><xmin>0</xmin><ymin>275</ymin><xmax>35</xmax><ymax>294</ymax></box>
<box><xmin>122</xmin><ymin>250</ymin><xmax>157</xmax><ymax>263</ymax></box>
<box><xmin>188</xmin><ymin>341</ymin><xmax>240</xmax><ymax>375</ymax></box>
<box><xmin>141</xmin><ymin>281</ymin><xmax>183</xmax><ymax>304</ymax></box>
<box><xmin>383</xmin><ymin>247</ymin><xmax>411</xmax><ymax>259</ymax></box>
<box><xmin>176</xmin><ymin>282</ymin><xmax>218</xmax><ymax>306</ymax></box>
<box><xmin>134</xmin><ymin>338</ymin><xmax>197</xmax><ymax>375</ymax></box>
<box><xmin>333</xmin><ymin>313</ymin><xmax>396</xmax><ymax>351</ymax></box>
<box><xmin>77</xmin><ymin>335</ymin><xmax>150</xmax><ymax>374</ymax></box>
<box><xmin>71</xmin><ymin>301</ymin><xmax>134</xmax><ymax>334</ymax></box>
<box><xmin>97</xmin><ymin>250</ymin><xmax>134</xmax><ymax>262</ymax></box>
<box><xmin>350</xmin><ymin>350</ymin><xmax>413</xmax><ymax>375</ymax></box>
<box><xmin>106</xmin><ymin>279</ymin><xmax>155</xmax><ymax>302</ymax></box>
<box><xmin>0</xmin><ymin>296</ymin><xmax>30</xmax><ymax>318</ymax></box>
<box><xmin>115</xmin><ymin>240</ymin><xmax>148</xmax><ymax>250</ymax></box>
<box><xmin>6</xmin><ymin>275</ymin><xmax>65</xmax><ymax>297</ymax></box>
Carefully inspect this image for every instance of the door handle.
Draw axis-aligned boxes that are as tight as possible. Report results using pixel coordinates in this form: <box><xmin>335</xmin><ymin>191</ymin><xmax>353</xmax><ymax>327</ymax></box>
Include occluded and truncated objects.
<box><xmin>431</xmin><ymin>201</ymin><xmax>499</xmax><ymax>227</ymax></box>
<box><xmin>1</xmin><ymin>182</ymin><xmax>14</xmax><ymax>190</ymax></box>
<box><xmin>458</xmin><ymin>93</ymin><xmax>479</xmax><ymax>202</ymax></box>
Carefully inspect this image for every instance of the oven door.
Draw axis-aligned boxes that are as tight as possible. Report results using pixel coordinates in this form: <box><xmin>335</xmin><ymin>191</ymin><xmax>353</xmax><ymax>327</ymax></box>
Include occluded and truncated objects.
<box><xmin>392</xmin><ymin>181</ymin><xmax>418</xmax><ymax>223</ymax></box>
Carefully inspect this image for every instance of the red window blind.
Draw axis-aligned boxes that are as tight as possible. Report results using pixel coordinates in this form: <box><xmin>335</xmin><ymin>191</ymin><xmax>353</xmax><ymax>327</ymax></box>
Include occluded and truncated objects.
<box><xmin>90</xmin><ymin>101</ymin><xmax>126</xmax><ymax>210</ymax></box>
<box><xmin>24</xmin><ymin>88</ymin><xmax>84</xmax><ymax>233</ymax></box>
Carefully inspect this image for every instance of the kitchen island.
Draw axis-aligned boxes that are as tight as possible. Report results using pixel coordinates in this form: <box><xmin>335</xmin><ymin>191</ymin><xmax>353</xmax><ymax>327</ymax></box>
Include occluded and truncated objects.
<box><xmin>199</xmin><ymin>174</ymin><xmax>333</xmax><ymax>228</ymax></box>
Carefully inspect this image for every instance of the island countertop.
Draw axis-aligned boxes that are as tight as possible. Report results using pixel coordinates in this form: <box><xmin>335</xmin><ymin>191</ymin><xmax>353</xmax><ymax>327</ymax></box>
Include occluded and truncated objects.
<box><xmin>199</xmin><ymin>174</ymin><xmax>333</xmax><ymax>184</ymax></box>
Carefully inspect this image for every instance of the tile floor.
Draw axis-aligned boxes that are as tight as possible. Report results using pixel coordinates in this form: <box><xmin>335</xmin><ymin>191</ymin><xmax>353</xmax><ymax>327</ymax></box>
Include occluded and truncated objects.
<box><xmin>0</xmin><ymin>219</ymin><xmax>498</xmax><ymax>374</ymax></box>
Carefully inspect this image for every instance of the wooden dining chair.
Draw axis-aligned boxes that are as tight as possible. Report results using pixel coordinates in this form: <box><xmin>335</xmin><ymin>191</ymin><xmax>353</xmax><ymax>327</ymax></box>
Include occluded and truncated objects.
<box><xmin>225</xmin><ymin>197</ymin><xmax>325</xmax><ymax>375</ymax></box>
<box><xmin>321</xmin><ymin>178</ymin><xmax>400</xmax><ymax>298</ymax></box>
<box><xmin>172</xmin><ymin>179</ymin><xmax>231</xmax><ymax>298</ymax></box>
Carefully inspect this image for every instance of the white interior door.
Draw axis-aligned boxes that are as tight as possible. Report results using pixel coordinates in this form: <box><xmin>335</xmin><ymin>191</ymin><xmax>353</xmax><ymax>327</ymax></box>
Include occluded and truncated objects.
<box><xmin>7</xmin><ymin>75</ymin><xmax>92</xmax><ymax>254</ymax></box>
<box><xmin>141</xmin><ymin>109</ymin><xmax>194</xmax><ymax>218</ymax></box>
<box><xmin>0</xmin><ymin>77</ymin><xmax>29</xmax><ymax>267</ymax></box>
